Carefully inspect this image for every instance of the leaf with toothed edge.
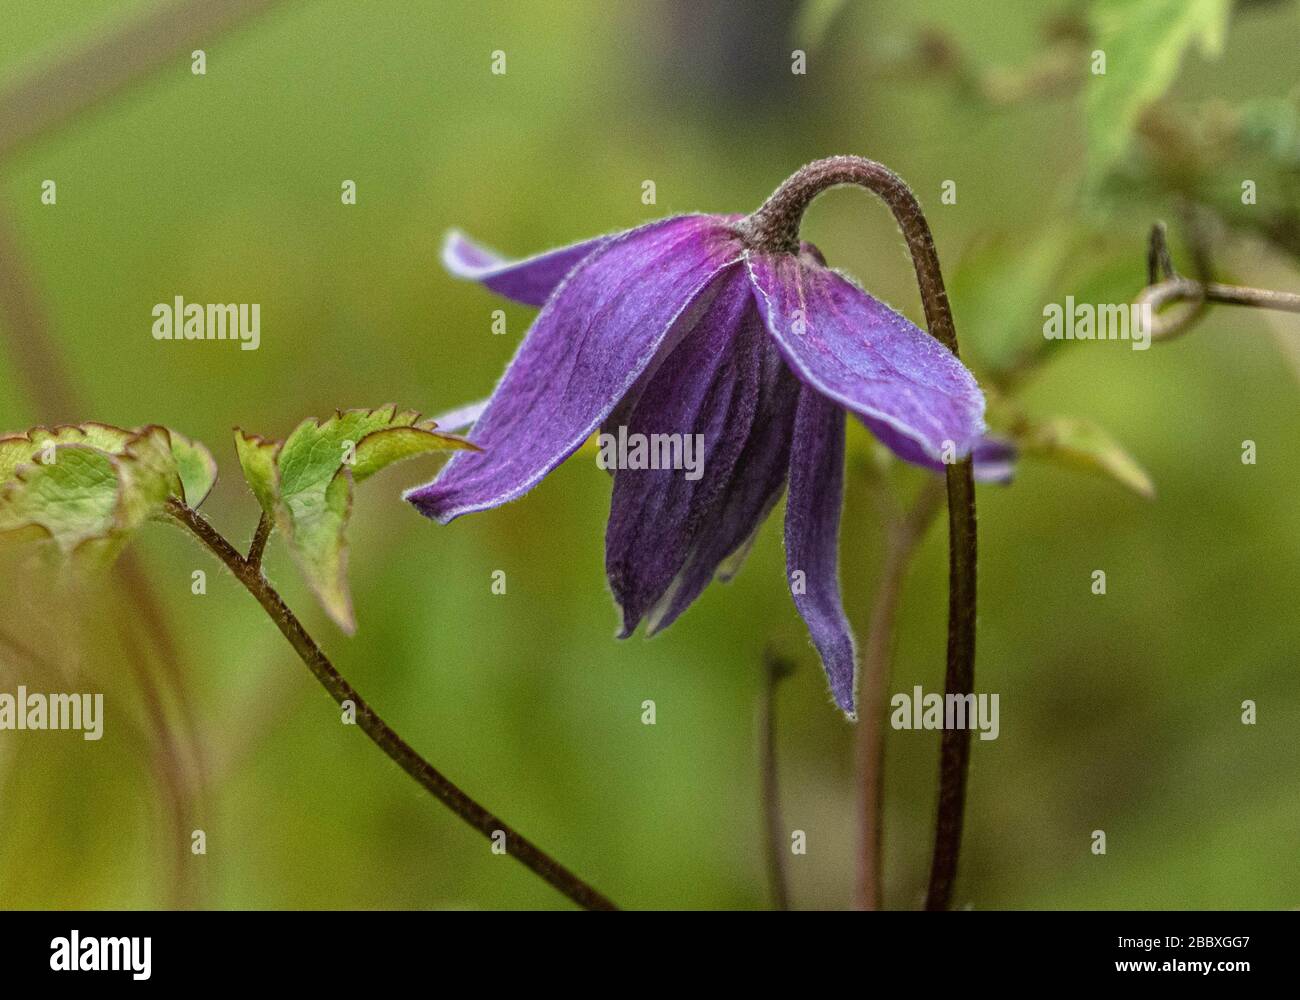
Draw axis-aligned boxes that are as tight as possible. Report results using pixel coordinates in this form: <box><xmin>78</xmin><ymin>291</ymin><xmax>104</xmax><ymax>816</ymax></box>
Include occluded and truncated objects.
<box><xmin>0</xmin><ymin>423</ymin><xmax>132</xmax><ymax>483</ymax></box>
<box><xmin>0</xmin><ymin>422</ymin><xmax>220</xmax><ymax>565</ymax></box>
<box><xmin>170</xmin><ymin>429</ymin><xmax>219</xmax><ymax>507</ymax></box>
<box><xmin>0</xmin><ymin>409</ymin><xmax>468</xmax><ymax>624</ymax></box>
<box><xmin>1086</xmin><ymin>0</ymin><xmax>1231</xmax><ymax>189</ymax></box>
<box><xmin>234</xmin><ymin>429</ymin><xmax>281</xmax><ymax>517</ymax></box>
<box><xmin>0</xmin><ymin>445</ymin><xmax>122</xmax><ymax>553</ymax></box>
<box><xmin>233</xmin><ymin>405</ymin><xmax>475</xmax><ymax>632</ymax></box>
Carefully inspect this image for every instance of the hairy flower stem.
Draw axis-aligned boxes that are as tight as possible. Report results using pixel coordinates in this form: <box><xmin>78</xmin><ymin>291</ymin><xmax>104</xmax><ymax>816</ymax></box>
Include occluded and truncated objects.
<box><xmin>742</xmin><ymin>156</ymin><xmax>978</xmax><ymax>911</ymax></box>
<box><xmin>164</xmin><ymin>498</ymin><xmax>617</xmax><ymax>911</ymax></box>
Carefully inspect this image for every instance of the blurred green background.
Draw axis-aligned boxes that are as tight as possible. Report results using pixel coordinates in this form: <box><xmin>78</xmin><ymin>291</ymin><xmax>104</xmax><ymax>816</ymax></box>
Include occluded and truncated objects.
<box><xmin>0</xmin><ymin>0</ymin><xmax>1296</xmax><ymax>910</ymax></box>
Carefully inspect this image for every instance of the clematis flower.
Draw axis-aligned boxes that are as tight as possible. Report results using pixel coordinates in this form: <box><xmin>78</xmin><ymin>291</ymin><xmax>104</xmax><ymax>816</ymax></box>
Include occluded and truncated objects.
<box><xmin>408</xmin><ymin>198</ymin><xmax>1008</xmax><ymax>716</ymax></box>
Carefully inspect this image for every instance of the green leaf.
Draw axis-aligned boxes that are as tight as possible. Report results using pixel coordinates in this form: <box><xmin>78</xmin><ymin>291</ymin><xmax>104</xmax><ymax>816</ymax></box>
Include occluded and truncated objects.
<box><xmin>170</xmin><ymin>429</ymin><xmax>219</xmax><ymax>507</ymax></box>
<box><xmin>234</xmin><ymin>405</ymin><xmax>474</xmax><ymax>632</ymax></box>
<box><xmin>1015</xmin><ymin>414</ymin><xmax>1156</xmax><ymax>498</ymax></box>
<box><xmin>0</xmin><ymin>423</ymin><xmax>132</xmax><ymax>482</ymax></box>
<box><xmin>234</xmin><ymin>429</ymin><xmax>280</xmax><ymax>517</ymax></box>
<box><xmin>0</xmin><ymin>422</ymin><xmax>219</xmax><ymax>564</ymax></box>
<box><xmin>350</xmin><ymin>425</ymin><xmax>471</xmax><ymax>482</ymax></box>
<box><xmin>0</xmin><ymin>445</ymin><xmax>122</xmax><ymax>552</ymax></box>
<box><xmin>1086</xmin><ymin>0</ymin><xmax>1231</xmax><ymax>186</ymax></box>
<box><xmin>288</xmin><ymin>468</ymin><xmax>355</xmax><ymax>631</ymax></box>
<box><xmin>116</xmin><ymin>426</ymin><xmax>179</xmax><ymax>533</ymax></box>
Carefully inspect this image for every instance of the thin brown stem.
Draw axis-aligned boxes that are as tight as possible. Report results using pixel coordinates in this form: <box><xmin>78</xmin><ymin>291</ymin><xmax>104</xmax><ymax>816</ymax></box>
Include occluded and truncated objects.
<box><xmin>163</xmin><ymin>497</ymin><xmax>617</xmax><ymax>911</ymax></box>
<box><xmin>742</xmin><ymin>156</ymin><xmax>979</xmax><ymax>911</ymax></box>
<box><xmin>246</xmin><ymin>510</ymin><xmax>272</xmax><ymax>568</ymax></box>
<box><xmin>928</xmin><ymin>465</ymin><xmax>977</xmax><ymax>910</ymax></box>
<box><xmin>1147</xmin><ymin>221</ymin><xmax>1177</xmax><ymax>285</ymax></box>
<box><xmin>855</xmin><ymin>477</ymin><xmax>946</xmax><ymax>911</ymax></box>
<box><xmin>759</xmin><ymin>647</ymin><xmax>795</xmax><ymax>910</ymax></box>
<box><xmin>1140</xmin><ymin>222</ymin><xmax>1300</xmax><ymax>342</ymax></box>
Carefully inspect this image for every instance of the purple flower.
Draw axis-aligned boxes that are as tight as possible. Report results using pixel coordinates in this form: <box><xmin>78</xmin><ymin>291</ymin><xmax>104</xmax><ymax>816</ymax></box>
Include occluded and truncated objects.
<box><xmin>408</xmin><ymin>213</ymin><xmax>1002</xmax><ymax>716</ymax></box>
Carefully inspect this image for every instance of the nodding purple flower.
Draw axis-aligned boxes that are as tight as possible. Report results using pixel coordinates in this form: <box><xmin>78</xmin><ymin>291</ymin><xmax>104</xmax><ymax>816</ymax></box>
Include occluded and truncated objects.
<box><xmin>408</xmin><ymin>173</ymin><xmax>1008</xmax><ymax>717</ymax></box>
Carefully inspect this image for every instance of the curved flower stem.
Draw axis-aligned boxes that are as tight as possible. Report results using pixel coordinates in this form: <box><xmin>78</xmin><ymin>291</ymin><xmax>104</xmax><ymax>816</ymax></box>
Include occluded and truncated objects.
<box><xmin>855</xmin><ymin>476</ymin><xmax>946</xmax><ymax>911</ymax></box>
<box><xmin>163</xmin><ymin>497</ymin><xmax>617</xmax><ymax>911</ymax></box>
<box><xmin>743</xmin><ymin>155</ymin><xmax>978</xmax><ymax>911</ymax></box>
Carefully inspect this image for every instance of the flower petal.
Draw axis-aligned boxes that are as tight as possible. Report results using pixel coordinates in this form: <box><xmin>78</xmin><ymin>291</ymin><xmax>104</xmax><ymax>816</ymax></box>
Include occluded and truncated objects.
<box><xmin>785</xmin><ymin>385</ymin><xmax>857</xmax><ymax>717</ymax></box>
<box><xmin>429</xmin><ymin>398</ymin><xmax>489</xmax><ymax>433</ymax></box>
<box><xmin>642</xmin><ymin>335</ymin><xmax>802</xmax><ymax>635</ymax></box>
<box><xmin>442</xmin><ymin>229</ymin><xmax>609</xmax><ymax>307</ymax></box>
<box><xmin>408</xmin><ymin>215</ymin><xmax>743</xmax><ymax>522</ymax></box>
<box><xmin>862</xmin><ymin>419</ymin><xmax>1017</xmax><ymax>484</ymax></box>
<box><xmin>605</xmin><ymin>271</ymin><xmax>765</xmax><ymax>636</ymax></box>
<box><xmin>968</xmin><ymin>436</ymin><xmax>1016</xmax><ymax>484</ymax></box>
<box><xmin>745</xmin><ymin>252</ymin><xmax>985</xmax><ymax>461</ymax></box>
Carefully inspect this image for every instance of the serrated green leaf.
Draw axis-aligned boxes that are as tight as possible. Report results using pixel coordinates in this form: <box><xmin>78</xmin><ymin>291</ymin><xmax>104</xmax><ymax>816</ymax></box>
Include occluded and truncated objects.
<box><xmin>116</xmin><ymin>426</ymin><xmax>179</xmax><ymax>532</ymax></box>
<box><xmin>239</xmin><ymin>405</ymin><xmax>472</xmax><ymax>632</ymax></box>
<box><xmin>286</xmin><ymin>468</ymin><xmax>355</xmax><ymax>631</ymax></box>
<box><xmin>1086</xmin><ymin>0</ymin><xmax>1231</xmax><ymax>186</ymax></box>
<box><xmin>0</xmin><ymin>423</ymin><xmax>132</xmax><ymax>482</ymax></box>
<box><xmin>234</xmin><ymin>429</ymin><xmax>280</xmax><ymax>517</ymax></box>
<box><xmin>277</xmin><ymin>404</ymin><xmax>433</xmax><ymax>498</ymax></box>
<box><xmin>0</xmin><ymin>445</ymin><xmax>121</xmax><ymax>552</ymax></box>
<box><xmin>351</xmin><ymin>424</ymin><xmax>473</xmax><ymax>483</ymax></box>
<box><xmin>1016</xmin><ymin>415</ymin><xmax>1155</xmax><ymax>498</ymax></box>
<box><xmin>0</xmin><ymin>421</ymin><xmax>217</xmax><ymax>565</ymax></box>
<box><xmin>170</xmin><ymin>429</ymin><xmax>218</xmax><ymax>508</ymax></box>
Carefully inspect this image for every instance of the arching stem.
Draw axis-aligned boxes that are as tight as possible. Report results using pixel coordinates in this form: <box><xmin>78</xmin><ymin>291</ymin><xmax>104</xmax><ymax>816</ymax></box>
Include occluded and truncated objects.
<box><xmin>165</xmin><ymin>497</ymin><xmax>617</xmax><ymax>911</ymax></box>
<box><xmin>741</xmin><ymin>156</ymin><xmax>978</xmax><ymax>911</ymax></box>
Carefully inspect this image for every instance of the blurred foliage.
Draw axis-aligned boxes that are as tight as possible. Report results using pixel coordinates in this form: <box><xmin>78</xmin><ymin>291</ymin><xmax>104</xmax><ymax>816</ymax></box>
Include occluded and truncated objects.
<box><xmin>0</xmin><ymin>0</ymin><xmax>1296</xmax><ymax>910</ymax></box>
<box><xmin>1086</xmin><ymin>0</ymin><xmax>1230</xmax><ymax>186</ymax></box>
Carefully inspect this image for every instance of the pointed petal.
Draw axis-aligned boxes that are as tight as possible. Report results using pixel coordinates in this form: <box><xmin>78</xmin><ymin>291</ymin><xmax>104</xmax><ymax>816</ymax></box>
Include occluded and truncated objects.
<box><xmin>967</xmin><ymin>436</ymin><xmax>1016</xmax><ymax>484</ymax></box>
<box><xmin>408</xmin><ymin>216</ymin><xmax>744</xmax><ymax>522</ymax></box>
<box><xmin>642</xmin><ymin>336</ymin><xmax>802</xmax><ymax>635</ymax></box>
<box><xmin>862</xmin><ymin>419</ymin><xmax>1017</xmax><ymax>484</ymax></box>
<box><xmin>442</xmin><ymin>229</ymin><xmax>609</xmax><ymax>306</ymax></box>
<box><xmin>746</xmin><ymin>252</ymin><xmax>985</xmax><ymax>461</ymax></box>
<box><xmin>606</xmin><ymin>272</ymin><xmax>765</xmax><ymax>635</ymax></box>
<box><xmin>785</xmin><ymin>386</ymin><xmax>857</xmax><ymax>717</ymax></box>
